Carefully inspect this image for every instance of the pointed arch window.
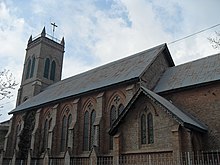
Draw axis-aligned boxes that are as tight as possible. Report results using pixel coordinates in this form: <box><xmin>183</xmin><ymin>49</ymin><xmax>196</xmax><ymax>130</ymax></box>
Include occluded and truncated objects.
<box><xmin>26</xmin><ymin>59</ymin><xmax>31</xmax><ymax>79</ymax></box>
<box><xmin>108</xmin><ymin>94</ymin><xmax>125</xmax><ymax>150</ymax></box>
<box><xmin>50</xmin><ymin>60</ymin><xmax>56</xmax><ymax>81</ymax></box>
<box><xmin>140</xmin><ymin>112</ymin><xmax>154</xmax><ymax>145</ymax></box>
<box><xmin>43</xmin><ymin>119</ymin><xmax>49</xmax><ymax>150</ymax></box>
<box><xmin>90</xmin><ymin>110</ymin><xmax>96</xmax><ymax>150</ymax></box>
<box><xmin>60</xmin><ymin>115</ymin><xmax>67</xmax><ymax>152</ymax></box>
<box><xmin>67</xmin><ymin>114</ymin><xmax>72</xmax><ymax>148</ymax></box>
<box><xmin>110</xmin><ymin>106</ymin><xmax>117</xmax><ymax>126</ymax></box>
<box><xmin>83</xmin><ymin>111</ymin><xmax>89</xmax><ymax>151</ymax></box>
<box><xmin>141</xmin><ymin>114</ymin><xmax>147</xmax><ymax>144</ymax></box>
<box><xmin>44</xmin><ymin>58</ymin><xmax>50</xmax><ymax>78</ymax></box>
<box><xmin>30</xmin><ymin>57</ymin><xmax>35</xmax><ymax>78</ymax></box>
<box><xmin>147</xmin><ymin>113</ymin><xmax>154</xmax><ymax>144</ymax></box>
<box><xmin>110</xmin><ymin>105</ymin><xmax>117</xmax><ymax>150</ymax></box>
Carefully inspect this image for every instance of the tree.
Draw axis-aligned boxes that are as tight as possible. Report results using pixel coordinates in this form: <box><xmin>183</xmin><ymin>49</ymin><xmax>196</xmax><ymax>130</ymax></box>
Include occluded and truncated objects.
<box><xmin>208</xmin><ymin>31</ymin><xmax>220</xmax><ymax>49</ymax></box>
<box><xmin>0</xmin><ymin>69</ymin><xmax>17</xmax><ymax>106</ymax></box>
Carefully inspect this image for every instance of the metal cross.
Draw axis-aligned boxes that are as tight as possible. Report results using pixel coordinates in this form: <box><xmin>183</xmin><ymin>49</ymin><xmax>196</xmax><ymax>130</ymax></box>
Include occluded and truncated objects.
<box><xmin>51</xmin><ymin>22</ymin><xmax>58</xmax><ymax>39</ymax></box>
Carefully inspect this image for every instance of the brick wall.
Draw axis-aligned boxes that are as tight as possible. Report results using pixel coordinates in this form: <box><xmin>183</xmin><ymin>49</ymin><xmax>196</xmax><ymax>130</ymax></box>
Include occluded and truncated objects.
<box><xmin>162</xmin><ymin>83</ymin><xmax>220</xmax><ymax>150</ymax></box>
<box><xmin>15</xmin><ymin>82</ymin><xmax>138</xmax><ymax>158</ymax></box>
<box><xmin>117</xmin><ymin>94</ymin><xmax>180</xmax><ymax>153</ymax></box>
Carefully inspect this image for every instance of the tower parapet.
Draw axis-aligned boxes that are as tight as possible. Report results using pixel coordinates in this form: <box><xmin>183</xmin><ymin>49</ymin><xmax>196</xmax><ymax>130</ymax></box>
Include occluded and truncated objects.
<box><xmin>27</xmin><ymin>27</ymin><xmax>65</xmax><ymax>52</ymax></box>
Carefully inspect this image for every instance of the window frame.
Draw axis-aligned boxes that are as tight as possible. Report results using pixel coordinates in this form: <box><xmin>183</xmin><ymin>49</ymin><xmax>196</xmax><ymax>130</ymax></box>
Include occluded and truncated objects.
<box><xmin>140</xmin><ymin>110</ymin><xmax>154</xmax><ymax>146</ymax></box>
<box><xmin>30</xmin><ymin>57</ymin><xmax>35</xmax><ymax>78</ymax></box>
<box><xmin>60</xmin><ymin>115</ymin><xmax>67</xmax><ymax>152</ymax></box>
<box><xmin>83</xmin><ymin>111</ymin><xmax>90</xmax><ymax>151</ymax></box>
<box><xmin>25</xmin><ymin>59</ymin><xmax>31</xmax><ymax>79</ymax></box>
<box><xmin>43</xmin><ymin>58</ymin><xmax>50</xmax><ymax>78</ymax></box>
<box><xmin>90</xmin><ymin>110</ymin><xmax>96</xmax><ymax>150</ymax></box>
<box><xmin>50</xmin><ymin>60</ymin><xmax>56</xmax><ymax>81</ymax></box>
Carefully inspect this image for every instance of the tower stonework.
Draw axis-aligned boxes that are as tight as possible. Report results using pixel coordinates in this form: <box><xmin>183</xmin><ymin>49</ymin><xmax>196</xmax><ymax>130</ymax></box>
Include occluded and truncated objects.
<box><xmin>16</xmin><ymin>27</ymin><xmax>65</xmax><ymax>106</ymax></box>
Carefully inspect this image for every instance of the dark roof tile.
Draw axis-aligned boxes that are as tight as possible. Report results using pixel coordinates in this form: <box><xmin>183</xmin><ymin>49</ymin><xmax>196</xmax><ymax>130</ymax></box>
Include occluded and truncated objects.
<box><xmin>109</xmin><ymin>87</ymin><xmax>208</xmax><ymax>135</ymax></box>
<box><xmin>10</xmin><ymin>44</ymin><xmax>168</xmax><ymax>114</ymax></box>
<box><xmin>154</xmin><ymin>53</ymin><xmax>220</xmax><ymax>93</ymax></box>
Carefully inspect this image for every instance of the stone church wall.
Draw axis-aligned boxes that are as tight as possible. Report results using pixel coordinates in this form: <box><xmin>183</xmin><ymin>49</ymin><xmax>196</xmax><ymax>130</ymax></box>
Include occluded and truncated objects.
<box><xmin>162</xmin><ymin>83</ymin><xmax>220</xmax><ymax>150</ymax></box>
<box><xmin>117</xmin><ymin>94</ymin><xmax>180</xmax><ymax>154</ymax></box>
<box><xmin>13</xmin><ymin>82</ymin><xmax>139</xmax><ymax>158</ymax></box>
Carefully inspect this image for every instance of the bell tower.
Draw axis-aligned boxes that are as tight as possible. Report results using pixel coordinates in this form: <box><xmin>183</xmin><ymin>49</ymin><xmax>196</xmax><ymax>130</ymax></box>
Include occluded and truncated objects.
<box><xmin>16</xmin><ymin>27</ymin><xmax>65</xmax><ymax>106</ymax></box>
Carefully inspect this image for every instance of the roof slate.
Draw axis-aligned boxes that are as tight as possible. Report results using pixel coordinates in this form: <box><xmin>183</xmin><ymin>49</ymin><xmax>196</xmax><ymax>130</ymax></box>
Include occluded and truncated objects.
<box><xmin>141</xmin><ymin>87</ymin><xmax>207</xmax><ymax>132</ymax></box>
<box><xmin>109</xmin><ymin>87</ymin><xmax>208</xmax><ymax>135</ymax></box>
<box><xmin>10</xmin><ymin>44</ymin><xmax>168</xmax><ymax>114</ymax></box>
<box><xmin>154</xmin><ymin>53</ymin><xmax>220</xmax><ymax>93</ymax></box>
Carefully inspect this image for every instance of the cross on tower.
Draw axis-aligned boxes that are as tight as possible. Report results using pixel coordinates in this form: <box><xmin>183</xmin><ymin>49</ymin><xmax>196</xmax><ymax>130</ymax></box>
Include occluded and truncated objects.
<box><xmin>51</xmin><ymin>22</ymin><xmax>58</xmax><ymax>40</ymax></box>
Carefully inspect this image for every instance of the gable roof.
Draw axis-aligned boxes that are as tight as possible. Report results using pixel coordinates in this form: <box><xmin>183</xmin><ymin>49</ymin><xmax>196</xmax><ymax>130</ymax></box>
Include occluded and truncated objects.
<box><xmin>10</xmin><ymin>44</ymin><xmax>173</xmax><ymax>114</ymax></box>
<box><xmin>154</xmin><ymin>53</ymin><xmax>220</xmax><ymax>93</ymax></box>
<box><xmin>109</xmin><ymin>86</ymin><xmax>208</xmax><ymax>136</ymax></box>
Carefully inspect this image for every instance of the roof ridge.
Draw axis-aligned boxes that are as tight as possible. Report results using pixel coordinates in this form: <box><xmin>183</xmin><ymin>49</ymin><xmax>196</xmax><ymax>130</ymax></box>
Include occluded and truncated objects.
<box><xmin>172</xmin><ymin>52</ymin><xmax>220</xmax><ymax>69</ymax></box>
<box><xmin>46</xmin><ymin>43</ymin><xmax>167</xmax><ymax>90</ymax></box>
<box><xmin>10</xmin><ymin>44</ymin><xmax>167</xmax><ymax>114</ymax></box>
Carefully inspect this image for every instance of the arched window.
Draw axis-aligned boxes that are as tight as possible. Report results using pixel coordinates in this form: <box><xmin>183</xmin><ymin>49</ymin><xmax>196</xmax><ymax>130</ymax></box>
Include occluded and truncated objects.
<box><xmin>110</xmin><ymin>106</ymin><xmax>117</xmax><ymax>126</ymax></box>
<box><xmin>30</xmin><ymin>57</ymin><xmax>35</xmax><ymax>78</ymax></box>
<box><xmin>50</xmin><ymin>60</ymin><xmax>56</xmax><ymax>81</ymax></box>
<box><xmin>118</xmin><ymin>104</ymin><xmax>124</xmax><ymax>115</ymax></box>
<box><xmin>43</xmin><ymin>119</ymin><xmax>49</xmax><ymax>150</ymax></box>
<box><xmin>141</xmin><ymin>114</ymin><xmax>147</xmax><ymax>144</ymax></box>
<box><xmin>26</xmin><ymin>59</ymin><xmax>31</xmax><ymax>79</ymax></box>
<box><xmin>110</xmin><ymin>106</ymin><xmax>116</xmax><ymax>149</ymax></box>
<box><xmin>90</xmin><ymin>110</ymin><xmax>96</xmax><ymax>150</ymax></box>
<box><xmin>147</xmin><ymin>113</ymin><xmax>154</xmax><ymax>144</ymax></box>
<box><xmin>14</xmin><ymin>124</ymin><xmax>21</xmax><ymax>149</ymax></box>
<box><xmin>67</xmin><ymin>114</ymin><xmax>72</xmax><ymax>148</ymax></box>
<box><xmin>60</xmin><ymin>115</ymin><xmax>67</xmax><ymax>152</ymax></box>
<box><xmin>44</xmin><ymin>58</ymin><xmax>50</xmax><ymax>78</ymax></box>
<box><xmin>83</xmin><ymin>111</ymin><xmax>89</xmax><ymax>151</ymax></box>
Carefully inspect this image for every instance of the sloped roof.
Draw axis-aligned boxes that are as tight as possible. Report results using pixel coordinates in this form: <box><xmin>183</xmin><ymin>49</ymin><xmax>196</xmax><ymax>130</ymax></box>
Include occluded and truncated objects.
<box><xmin>10</xmin><ymin>44</ymin><xmax>173</xmax><ymax>114</ymax></box>
<box><xmin>109</xmin><ymin>86</ymin><xmax>208</xmax><ymax>135</ymax></box>
<box><xmin>154</xmin><ymin>53</ymin><xmax>220</xmax><ymax>93</ymax></box>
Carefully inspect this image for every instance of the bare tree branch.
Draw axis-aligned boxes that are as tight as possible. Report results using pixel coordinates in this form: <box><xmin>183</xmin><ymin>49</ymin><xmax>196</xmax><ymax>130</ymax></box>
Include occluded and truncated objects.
<box><xmin>0</xmin><ymin>69</ymin><xmax>18</xmax><ymax>102</ymax></box>
<box><xmin>208</xmin><ymin>31</ymin><xmax>220</xmax><ymax>49</ymax></box>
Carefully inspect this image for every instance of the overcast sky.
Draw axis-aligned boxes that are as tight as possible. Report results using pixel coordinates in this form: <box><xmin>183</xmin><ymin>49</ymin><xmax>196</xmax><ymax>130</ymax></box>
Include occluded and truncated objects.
<box><xmin>0</xmin><ymin>0</ymin><xmax>220</xmax><ymax>122</ymax></box>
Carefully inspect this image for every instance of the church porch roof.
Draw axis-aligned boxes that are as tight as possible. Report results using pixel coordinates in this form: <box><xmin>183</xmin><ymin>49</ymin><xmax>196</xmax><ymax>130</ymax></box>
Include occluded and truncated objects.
<box><xmin>109</xmin><ymin>86</ymin><xmax>208</xmax><ymax>136</ymax></box>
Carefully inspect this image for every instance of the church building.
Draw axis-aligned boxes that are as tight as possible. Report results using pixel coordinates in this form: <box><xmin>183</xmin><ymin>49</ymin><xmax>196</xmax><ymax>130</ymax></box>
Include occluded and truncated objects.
<box><xmin>1</xmin><ymin>28</ymin><xmax>220</xmax><ymax>164</ymax></box>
